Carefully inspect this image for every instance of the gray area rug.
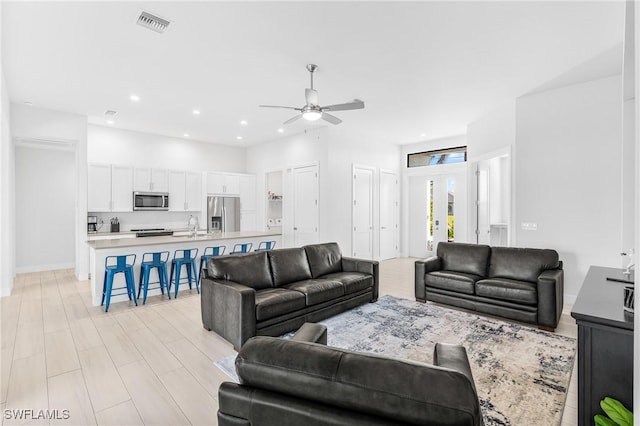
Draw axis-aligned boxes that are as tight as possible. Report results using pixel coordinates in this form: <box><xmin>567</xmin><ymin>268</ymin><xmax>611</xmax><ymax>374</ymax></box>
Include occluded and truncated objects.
<box><xmin>214</xmin><ymin>295</ymin><xmax>576</xmax><ymax>425</ymax></box>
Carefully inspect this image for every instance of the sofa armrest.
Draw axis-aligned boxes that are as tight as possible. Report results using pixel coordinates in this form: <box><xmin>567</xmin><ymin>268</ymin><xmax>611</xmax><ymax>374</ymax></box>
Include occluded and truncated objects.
<box><xmin>342</xmin><ymin>257</ymin><xmax>379</xmax><ymax>301</ymax></box>
<box><xmin>201</xmin><ymin>278</ymin><xmax>256</xmax><ymax>351</ymax></box>
<box><xmin>415</xmin><ymin>256</ymin><xmax>441</xmax><ymax>301</ymax></box>
<box><xmin>291</xmin><ymin>323</ymin><xmax>327</xmax><ymax>345</ymax></box>
<box><xmin>433</xmin><ymin>343</ymin><xmax>478</xmax><ymax>395</ymax></box>
<box><xmin>537</xmin><ymin>268</ymin><xmax>564</xmax><ymax>329</ymax></box>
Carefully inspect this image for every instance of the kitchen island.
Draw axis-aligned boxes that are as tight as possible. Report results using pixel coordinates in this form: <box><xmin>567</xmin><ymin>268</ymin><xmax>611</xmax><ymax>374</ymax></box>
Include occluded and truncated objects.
<box><xmin>86</xmin><ymin>231</ymin><xmax>282</xmax><ymax>307</ymax></box>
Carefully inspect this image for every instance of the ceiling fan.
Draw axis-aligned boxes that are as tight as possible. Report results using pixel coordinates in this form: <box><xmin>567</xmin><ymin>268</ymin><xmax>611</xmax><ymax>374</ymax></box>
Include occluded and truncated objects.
<box><xmin>259</xmin><ymin>64</ymin><xmax>364</xmax><ymax>125</ymax></box>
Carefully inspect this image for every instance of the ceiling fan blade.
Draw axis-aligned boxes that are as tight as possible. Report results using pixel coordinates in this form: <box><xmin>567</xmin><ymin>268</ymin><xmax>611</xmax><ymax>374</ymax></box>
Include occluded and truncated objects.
<box><xmin>283</xmin><ymin>114</ymin><xmax>303</xmax><ymax>125</ymax></box>
<box><xmin>321</xmin><ymin>112</ymin><xmax>342</xmax><ymax>125</ymax></box>
<box><xmin>259</xmin><ymin>105</ymin><xmax>301</xmax><ymax>110</ymax></box>
<box><xmin>305</xmin><ymin>89</ymin><xmax>318</xmax><ymax>106</ymax></box>
<box><xmin>321</xmin><ymin>99</ymin><xmax>365</xmax><ymax>112</ymax></box>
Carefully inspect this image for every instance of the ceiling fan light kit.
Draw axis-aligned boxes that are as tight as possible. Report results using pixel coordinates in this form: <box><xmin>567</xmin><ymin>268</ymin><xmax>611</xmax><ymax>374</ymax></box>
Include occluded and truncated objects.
<box><xmin>260</xmin><ymin>64</ymin><xmax>364</xmax><ymax>125</ymax></box>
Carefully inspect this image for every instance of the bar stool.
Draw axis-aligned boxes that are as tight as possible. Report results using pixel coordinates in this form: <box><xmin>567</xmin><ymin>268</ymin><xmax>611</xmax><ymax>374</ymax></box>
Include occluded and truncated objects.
<box><xmin>169</xmin><ymin>248</ymin><xmax>199</xmax><ymax>298</ymax></box>
<box><xmin>254</xmin><ymin>241</ymin><xmax>276</xmax><ymax>251</ymax></box>
<box><xmin>137</xmin><ymin>251</ymin><xmax>170</xmax><ymax>304</ymax></box>
<box><xmin>230</xmin><ymin>243</ymin><xmax>253</xmax><ymax>254</ymax></box>
<box><xmin>198</xmin><ymin>246</ymin><xmax>226</xmax><ymax>285</ymax></box>
<box><xmin>101</xmin><ymin>254</ymin><xmax>137</xmax><ymax>312</ymax></box>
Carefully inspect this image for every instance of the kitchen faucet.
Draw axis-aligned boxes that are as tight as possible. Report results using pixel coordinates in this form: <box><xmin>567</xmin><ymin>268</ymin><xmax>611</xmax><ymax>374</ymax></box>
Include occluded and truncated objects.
<box><xmin>188</xmin><ymin>215</ymin><xmax>199</xmax><ymax>238</ymax></box>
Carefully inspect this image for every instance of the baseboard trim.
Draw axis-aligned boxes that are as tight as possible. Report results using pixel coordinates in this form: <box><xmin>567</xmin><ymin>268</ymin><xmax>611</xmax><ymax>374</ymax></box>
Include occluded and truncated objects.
<box><xmin>15</xmin><ymin>262</ymin><xmax>75</xmax><ymax>274</ymax></box>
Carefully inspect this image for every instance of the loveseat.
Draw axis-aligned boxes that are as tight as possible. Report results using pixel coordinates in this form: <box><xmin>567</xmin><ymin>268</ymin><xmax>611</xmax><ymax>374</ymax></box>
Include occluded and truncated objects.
<box><xmin>415</xmin><ymin>242</ymin><xmax>563</xmax><ymax>330</ymax></box>
<box><xmin>218</xmin><ymin>325</ymin><xmax>484</xmax><ymax>426</ymax></box>
<box><xmin>201</xmin><ymin>242</ymin><xmax>378</xmax><ymax>350</ymax></box>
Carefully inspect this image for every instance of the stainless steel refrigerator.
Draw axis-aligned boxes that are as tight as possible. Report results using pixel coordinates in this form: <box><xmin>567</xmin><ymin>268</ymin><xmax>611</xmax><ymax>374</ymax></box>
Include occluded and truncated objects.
<box><xmin>207</xmin><ymin>196</ymin><xmax>241</xmax><ymax>232</ymax></box>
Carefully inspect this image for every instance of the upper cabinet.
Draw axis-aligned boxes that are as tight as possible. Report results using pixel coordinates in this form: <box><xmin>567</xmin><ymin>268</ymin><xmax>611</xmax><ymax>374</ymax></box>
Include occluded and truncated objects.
<box><xmin>207</xmin><ymin>172</ymin><xmax>240</xmax><ymax>195</ymax></box>
<box><xmin>133</xmin><ymin>167</ymin><xmax>168</xmax><ymax>192</ymax></box>
<box><xmin>168</xmin><ymin>170</ymin><xmax>202</xmax><ymax>212</ymax></box>
<box><xmin>88</xmin><ymin>163</ymin><xmax>133</xmax><ymax>212</ymax></box>
<box><xmin>239</xmin><ymin>174</ymin><xmax>256</xmax><ymax>211</ymax></box>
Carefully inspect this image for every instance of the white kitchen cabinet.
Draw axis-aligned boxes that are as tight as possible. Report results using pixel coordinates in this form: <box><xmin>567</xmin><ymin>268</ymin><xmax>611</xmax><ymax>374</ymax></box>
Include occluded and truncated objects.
<box><xmin>207</xmin><ymin>172</ymin><xmax>240</xmax><ymax>195</ymax></box>
<box><xmin>185</xmin><ymin>171</ymin><xmax>202</xmax><ymax>211</ymax></box>
<box><xmin>88</xmin><ymin>163</ymin><xmax>111</xmax><ymax>212</ymax></box>
<box><xmin>168</xmin><ymin>170</ymin><xmax>203</xmax><ymax>212</ymax></box>
<box><xmin>88</xmin><ymin>163</ymin><xmax>133</xmax><ymax>212</ymax></box>
<box><xmin>111</xmin><ymin>165</ymin><xmax>134</xmax><ymax>211</ymax></box>
<box><xmin>239</xmin><ymin>174</ymin><xmax>256</xmax><ymax>211</ymax></box>
<box><xmin>134</xmin><ymin>167</ymin><xmax>169</xmax><ymax>192</ymax></box>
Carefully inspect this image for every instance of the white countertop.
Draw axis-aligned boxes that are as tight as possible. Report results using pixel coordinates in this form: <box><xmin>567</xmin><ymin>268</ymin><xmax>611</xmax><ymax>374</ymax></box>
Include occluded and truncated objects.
<box><xmin>86</xmin><ymin>230</ymin><xmax>281</xmax><ymax>250</ymax></box>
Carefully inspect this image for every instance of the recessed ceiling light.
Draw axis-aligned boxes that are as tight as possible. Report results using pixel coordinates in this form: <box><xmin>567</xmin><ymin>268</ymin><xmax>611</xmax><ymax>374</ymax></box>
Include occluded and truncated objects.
<box><xmin>107</xmin><ymin>120</ymin><xmax>115</xmax><ymax>125</ymax></box>
<box><xmin>236</xmin><ymin>136</ymin><xmax>243</xmax><ymax>140</ymax></box>
<box><xmin>183</xmin><ymin>133</ymin><xmax>189</xmax><ymax>137</ymax></box>
<box><xmin>420</xmin><ymin>133</ymin><xmax>426</xmax><ymax>137</ymax></box>
<box><xmin>192</xmin><ymin>110</ymin><xmax>200</xmax><ymax>115</ymax></box>
<box><xmin>130</xmin><ymin>94</ymin><xmax>140</xmax><ymax>102</ymax></box>
<box><xmin>23</xmin><ymin>101</ymin><xmax>33</xmax><ymax>106</ymax></box>
<box><xmin>240</xmin><ymin>120</ymin><xmax>248</xmax><ymax>126</ymax></box>
<box><xmin>278</xmin><ymin>128</ymin><xmax>284</xmax><ymax>133</ymax></box>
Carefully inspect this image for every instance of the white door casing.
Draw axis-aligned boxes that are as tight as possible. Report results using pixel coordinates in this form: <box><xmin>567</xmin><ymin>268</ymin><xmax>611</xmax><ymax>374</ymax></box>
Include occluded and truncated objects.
<box><xmin>352</xmin><ymin>165</ymin><xmax>374</xmax><ymax>259</ymax></box>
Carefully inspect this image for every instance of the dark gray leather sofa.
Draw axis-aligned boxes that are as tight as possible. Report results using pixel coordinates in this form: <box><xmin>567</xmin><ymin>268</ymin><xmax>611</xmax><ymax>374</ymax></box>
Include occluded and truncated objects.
<box><xmin>415</xmin><ymin>242</ymin><xmax>563</xmax><ymax>330</ymax></box>
<box><xmin>201</xmin><ymin>242</ymin><xmax>378</xmax><ymax>350</ymax></box>
<box><xmin>218</xmin><ymin>333</ymin><xmax>484</xmax><ymax>426</ymax></box>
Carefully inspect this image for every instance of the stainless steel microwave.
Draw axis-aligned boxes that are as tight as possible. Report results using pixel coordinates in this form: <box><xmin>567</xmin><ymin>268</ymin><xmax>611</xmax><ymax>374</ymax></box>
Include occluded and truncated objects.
<box><xmin>133</xmin><ymin>192</ymin><xmax>169</xmax><ymax>211</ymax></box>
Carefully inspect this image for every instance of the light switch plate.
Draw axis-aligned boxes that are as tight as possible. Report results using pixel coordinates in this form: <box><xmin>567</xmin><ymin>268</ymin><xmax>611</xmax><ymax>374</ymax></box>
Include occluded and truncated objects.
<box><xmin>521</xmin><ymin>222</ymin><xmax>537</xmax><ymax>231</ymax></box>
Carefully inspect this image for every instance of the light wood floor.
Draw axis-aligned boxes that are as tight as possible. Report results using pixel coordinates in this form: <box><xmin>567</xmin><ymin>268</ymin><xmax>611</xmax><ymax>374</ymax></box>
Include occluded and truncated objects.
<box><xmin>1</xmin><ymin>258</ymin><xmax>577</xmax><ymax>425</ymax></box>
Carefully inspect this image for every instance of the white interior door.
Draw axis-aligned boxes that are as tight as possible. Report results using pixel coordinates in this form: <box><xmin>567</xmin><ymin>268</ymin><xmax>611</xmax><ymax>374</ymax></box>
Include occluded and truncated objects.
<box><xmin>352</xmin><ymin>165</ymin><xmax>374</xmax><ymax>259</ymax></box>
<box><xmin>379</xmin><ymin>170</ymin><xmax>398</xmax><ymax>260</ymax></box>
<box><xmin>292</xmin><ymin>164</ymin><xmax>319</xmax><ymax>247</ymax></box>
<box><xmin>408</xmin><ymin>171</ymin><xmax>467</xmax><ymax>257</ymax></box>
<box><xmin>476</xmin><ymin>167</ymin><xmax>490</xmax><ymax>244</ymax></box>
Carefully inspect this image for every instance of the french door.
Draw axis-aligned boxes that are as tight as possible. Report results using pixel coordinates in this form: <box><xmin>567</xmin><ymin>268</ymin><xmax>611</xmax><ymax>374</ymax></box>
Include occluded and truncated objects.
<box><xmin>409</xmin><ymin>170</ymin><xmax>467</xmax><ymax>258</ymax></box>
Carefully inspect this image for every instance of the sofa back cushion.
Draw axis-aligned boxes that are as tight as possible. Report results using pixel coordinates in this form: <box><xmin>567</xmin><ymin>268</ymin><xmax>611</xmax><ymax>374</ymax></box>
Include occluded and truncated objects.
<box><xmin>207</xmin><ymin>251</ymin><xmax>273</xmax><ymax>290</ymax></box>
<box><xmin>437</xmin><ymin>242</ymin><xmax>490</xmax><ymax>277</ymax></box>
<box><xmin>268</xmin><ymin>248</ymin><xmax>313</xmax><ymax>286</ymax></box>
<box><xmin>489</xmin><ymin>247</ymin><xmax>560</xmax><ymax>283</ymax></box>
<box><xmin>304</xmin><ymin>243</ymin><xmax>343</xmax><ymax>278</ymax></box>
<box><xmin>237</xmin><ymin>336</ymin><xmax>482</xmax><ymax>425</ymax></box>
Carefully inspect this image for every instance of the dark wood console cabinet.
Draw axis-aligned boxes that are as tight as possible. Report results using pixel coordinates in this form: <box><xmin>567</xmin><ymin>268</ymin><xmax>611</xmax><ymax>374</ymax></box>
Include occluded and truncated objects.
<box><xmin>571</xmin><ymin>266</ymin><xmax>634</xmax><ymax>425</ymax></box>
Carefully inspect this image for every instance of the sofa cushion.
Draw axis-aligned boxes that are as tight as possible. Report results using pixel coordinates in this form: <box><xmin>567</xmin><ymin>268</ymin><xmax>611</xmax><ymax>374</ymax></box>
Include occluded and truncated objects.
<box><xmin>425</xmin><ymin>271</ymin><xmax>480</xmax><ymax>295</ymax></box>
<box><xmin>489</xmin><ymin>247</ymin><xmax>560</xmax><ymax>283</ymax></box>
<box><xmin>255</xmin><ymin>288</ymin><xmax>306</xmax><ymax>321</ymax></box>
<box><xmin>475</xmin><ymin>278</ymin><xmax>537</xmax><ymax>305</ymax></box>
<box><xmin>282</xmin><ymin>279</ymin><xmax>345</xmax><ymax>306</ymax></box>
<box><xmin>304</xmin><ymin>243</ymin><xmax>343</xmax><ymax>278</ymax></box>
<box><xmin>207</xmin><ymin>251</ymin><xmax>273</xmax><ymax>290</ymax></box>
<box><xmin>268</xmin><ymin>248</ymin><xmax>313</xmax><ymax>287</ymax></box>
<box><xmin>437</xmin><ymin>242</ymin><xmax>490</xmax><ymax>277</ymax></box>
<box><xmin>321</xmin><ymin>272</ymin><xmax>373</xmax><ymax>295</ymax></box>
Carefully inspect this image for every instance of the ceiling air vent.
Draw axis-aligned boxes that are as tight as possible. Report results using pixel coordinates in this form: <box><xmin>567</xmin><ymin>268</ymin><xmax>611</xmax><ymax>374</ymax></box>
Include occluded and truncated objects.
<box><xmin>136</xmin><ymin>11</ymin><xmax>170</xmax><ymax>34</ymax></box>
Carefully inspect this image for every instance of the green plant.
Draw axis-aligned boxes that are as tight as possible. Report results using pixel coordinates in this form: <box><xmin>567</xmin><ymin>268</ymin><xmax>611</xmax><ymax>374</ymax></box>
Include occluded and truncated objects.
<box><xmin>594</xmin><ymin>397</ymin><xmax>633</xmax><ymax>426</ymax></box>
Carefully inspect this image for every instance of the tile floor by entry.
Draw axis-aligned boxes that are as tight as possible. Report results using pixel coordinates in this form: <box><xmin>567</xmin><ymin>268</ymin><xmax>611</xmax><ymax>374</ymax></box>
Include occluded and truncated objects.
<box><xmin>1</xmin><ymin>257</ymin><xmax>578</xmax><ymax>425</ymax></box>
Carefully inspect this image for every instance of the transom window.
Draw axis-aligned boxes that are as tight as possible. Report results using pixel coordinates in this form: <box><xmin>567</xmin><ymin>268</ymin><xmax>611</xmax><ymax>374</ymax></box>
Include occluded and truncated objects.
<box><xmin>407</xmin><ymin>146</ymin><xmax>467</xmax><ymax>168</ymax></box>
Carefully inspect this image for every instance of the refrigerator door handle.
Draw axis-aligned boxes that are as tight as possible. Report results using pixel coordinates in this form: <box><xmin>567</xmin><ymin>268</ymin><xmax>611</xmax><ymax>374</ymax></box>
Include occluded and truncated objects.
<box><xmin>222</xmin><ymin>205</ymin><xmax>226</xmax><ymax>232</ymax></box>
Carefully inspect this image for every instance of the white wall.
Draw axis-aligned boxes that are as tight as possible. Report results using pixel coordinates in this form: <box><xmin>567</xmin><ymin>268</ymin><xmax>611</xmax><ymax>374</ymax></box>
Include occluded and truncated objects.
<box><xmin>11</xmin><ymin>104</ymin><xmax>88</xmax><ymax>281</ymax></box>
<box><xmin>325</xmin><ymin>128</ymin><xmax>401</xmax><ymax>257</ymax></box>
<box><xmin>246</xmin><ymin>128</ymin><xmax>329</xmax><ymax>248</ymax></box>
<box><xmin>15</xmin><ymin>145</ymin><xmax>75</xmax><ymax>272</ymax></box>
<box><xmin>467</xmin><ymin>102</ymin><xmax>516</xmax><ymax>161</ymax></box>
<box><xmin>88</xmin><ymin>125</ymin><xmax>246</xmax><ymax>172</ymax></box>
<box><xmin>0</xmin><ymin>15</ymin><xmax>16</xmax><ymax>295</ymax></box>
<box><xmin>515</xmin><ymin>75</ymin><xmax>623</xmax><ymax>302</ymax></box>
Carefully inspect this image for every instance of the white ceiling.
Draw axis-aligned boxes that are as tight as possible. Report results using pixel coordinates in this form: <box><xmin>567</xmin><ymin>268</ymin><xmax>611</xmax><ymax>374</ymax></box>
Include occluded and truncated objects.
<box><xmin>2</xmin><ymin>1</ymin><xmax>626</xmax><ymax>147</ymax></box>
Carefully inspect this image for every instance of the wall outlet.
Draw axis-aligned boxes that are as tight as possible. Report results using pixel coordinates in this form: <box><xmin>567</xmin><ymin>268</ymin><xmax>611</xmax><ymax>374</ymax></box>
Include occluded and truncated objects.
<box><xmin>521</xmin><ymin>222</ymin><xmax>537</xmax><ymax>231</ymax></box>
